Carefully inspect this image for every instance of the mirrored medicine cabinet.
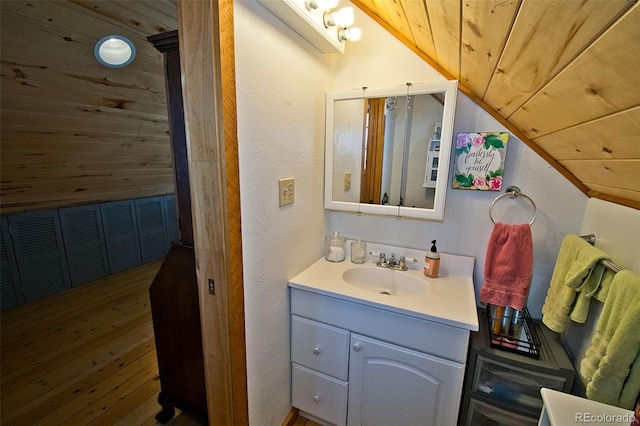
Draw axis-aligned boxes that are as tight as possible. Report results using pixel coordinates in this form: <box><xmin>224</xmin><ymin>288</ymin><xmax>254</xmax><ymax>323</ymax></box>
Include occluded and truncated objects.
<box><xmin>324</xmin><ymin>81</ymin><xmax>458</xmax><ymax>220</ymax></box>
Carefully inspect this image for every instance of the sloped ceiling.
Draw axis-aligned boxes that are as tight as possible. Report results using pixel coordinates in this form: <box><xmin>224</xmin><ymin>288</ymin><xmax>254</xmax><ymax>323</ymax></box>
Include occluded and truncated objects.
<box><xmin>353</xmin><ymin>0</ymin><xmax>640</xmax><ymax>210</ymax></box>
<box><xmin>2</xmin><ymin>0</ymin><xmax>638</xmax><ymax>213</ymax></box>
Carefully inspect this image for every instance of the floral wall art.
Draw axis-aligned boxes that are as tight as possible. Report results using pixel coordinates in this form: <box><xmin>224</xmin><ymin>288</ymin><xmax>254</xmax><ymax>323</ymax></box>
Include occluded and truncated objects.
<box><xmin>452</xmin><ymin>132</ymin><xmax>509</xmax><ymax>191</ymax></box>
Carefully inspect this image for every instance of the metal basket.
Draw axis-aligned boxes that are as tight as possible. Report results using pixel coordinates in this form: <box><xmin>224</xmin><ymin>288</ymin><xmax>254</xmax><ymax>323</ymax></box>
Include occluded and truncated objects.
<box><xmin>485</xmin><ymin>305</ymin><xmax>541</xmax><ymax>359</ymax></box>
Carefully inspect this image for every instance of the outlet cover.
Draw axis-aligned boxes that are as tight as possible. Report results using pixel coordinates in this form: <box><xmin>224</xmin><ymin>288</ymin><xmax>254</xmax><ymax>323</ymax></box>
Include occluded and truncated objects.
<box><xmin>279</xmin><ymin>178</ymin><xmax>294</xmax><ymax>206</ymax></box>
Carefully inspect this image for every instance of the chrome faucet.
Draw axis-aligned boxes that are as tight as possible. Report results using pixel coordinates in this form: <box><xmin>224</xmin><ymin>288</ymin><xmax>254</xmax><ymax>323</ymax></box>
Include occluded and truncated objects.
<box><xmin>375</xmin><ymin>252</ymin><xmax>410</xmax><ymax>271</ymax></box>
<box><xmin>388</xmin><ymin>253</ymin><xmax>397</xmax><ymax>267</ymax></box>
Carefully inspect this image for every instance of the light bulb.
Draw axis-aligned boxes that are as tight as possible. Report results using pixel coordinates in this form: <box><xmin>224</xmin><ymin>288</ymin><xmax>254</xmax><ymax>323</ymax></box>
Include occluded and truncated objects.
<box><xmin>339</xmin><ymin>27</ymin><xmax>362</xmax><ymax>42</ymax></box>
<box><xmin>94</xmin><ymin>35</ymin><xmax>136</xmax><ymax>68</ymax></box>
<box><xmin>324</xmin><ymin>7</ymin><xmax>354</xmax><ymax>27</ymax></box>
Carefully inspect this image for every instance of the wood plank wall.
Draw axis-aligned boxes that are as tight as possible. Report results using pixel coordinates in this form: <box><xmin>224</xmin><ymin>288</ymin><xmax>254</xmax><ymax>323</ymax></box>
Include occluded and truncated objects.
<box><xmin>0</xmin><ymin>1</ymin><xmax>179</xmax><ymax>215</ymax></box>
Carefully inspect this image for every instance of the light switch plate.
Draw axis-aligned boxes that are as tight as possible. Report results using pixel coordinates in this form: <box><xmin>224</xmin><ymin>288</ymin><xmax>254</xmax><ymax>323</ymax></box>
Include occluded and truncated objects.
<box><xmin>279</xmin><ymin>178</ymin><xmax>294</xmax><ymax>206</ymax></box>
<box><xmin>344</xmin><ymin>172</ymin><xmax>351</xmax><ymax>190</ymax></box>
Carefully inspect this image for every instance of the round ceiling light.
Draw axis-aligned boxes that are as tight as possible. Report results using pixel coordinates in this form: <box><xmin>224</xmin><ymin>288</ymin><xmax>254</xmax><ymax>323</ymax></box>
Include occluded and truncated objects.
<box><xmin>94</xmin><ymin>35</ymin><xmax>136</xmax><ymax>68</ymax></box>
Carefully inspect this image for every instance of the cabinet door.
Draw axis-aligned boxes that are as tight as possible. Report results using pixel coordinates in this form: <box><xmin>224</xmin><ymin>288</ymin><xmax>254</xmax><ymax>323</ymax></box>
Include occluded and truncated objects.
<box><xmin>58</xmin><ymin>204</ymin><xmax>109</xmax><ymax>286</ymax></box>
<box><xmin>348</xmin><ymin>333</ymin><xmax>465</xmax><ymax>426</ymax></box>
<box><xmin>100</xmin><ymin>200</ymin><xmax>142</xmax><ymax>274</ymax></box>
<box><xmin>134</xmin><ymin>196</ymin><xmax>168</xmax><ymax>263</ymax></box>
<box><xmin>8</xmin><ymin>209</ymin><xmax>71</xmax><ymax>302</ymax></box>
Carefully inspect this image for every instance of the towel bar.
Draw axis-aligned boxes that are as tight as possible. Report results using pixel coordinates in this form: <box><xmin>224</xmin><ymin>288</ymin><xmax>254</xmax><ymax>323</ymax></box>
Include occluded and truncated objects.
<box><xmin>579</xmin><ymin>234</ymin><xmax>621</xmax><ymax>274</ymax></box>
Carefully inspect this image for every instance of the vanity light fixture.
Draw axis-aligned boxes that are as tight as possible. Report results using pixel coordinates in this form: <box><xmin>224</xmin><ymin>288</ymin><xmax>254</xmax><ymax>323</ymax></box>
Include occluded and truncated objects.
<box><xmin>94</xmin><ymin>35</ymin><xmax>136</xmax><ymax>68</ymax></box>
<box><xmin>323</xmin><ymin>6</ymin><xmax>354</xmax><ymax>28</ymax></box>
<box><xmin>256</xmin><ymin>0</ymin><xmax>361</xmax><ymax>54</ymax></box>
<box><xmin>338</xmin><ymin>26</ymin><xmax>361</xmax><ymax>42</ymax></box>
<box><xmin>305</xmin><ymin>0</ymin><xmax>338</xmax><ymax>10</ymax></box>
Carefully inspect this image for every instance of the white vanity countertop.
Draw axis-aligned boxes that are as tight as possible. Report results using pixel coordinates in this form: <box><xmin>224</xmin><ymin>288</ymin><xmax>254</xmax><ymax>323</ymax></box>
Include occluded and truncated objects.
<box><xmin>288</xmin><ymin>251</ymin><xmax>479</xmax><ymax>331</ymax></box>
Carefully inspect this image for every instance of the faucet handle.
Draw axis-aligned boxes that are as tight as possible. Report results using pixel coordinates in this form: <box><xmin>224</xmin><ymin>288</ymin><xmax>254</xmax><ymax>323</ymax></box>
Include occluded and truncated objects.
<box><xmin>403</xmin><ymin>257</ymin><xmax>417</xmax><ymax>264</ymax></box>
<box><xmin>371</xmin><ymin>251</ymin><xmax>386</xmax><ymax>263</ymax></box>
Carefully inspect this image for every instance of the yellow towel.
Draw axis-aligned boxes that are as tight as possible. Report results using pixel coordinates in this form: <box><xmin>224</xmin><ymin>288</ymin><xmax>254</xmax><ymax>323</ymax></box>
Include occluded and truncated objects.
<box><xmin>569</xmin><ymin>267</ymin><xmax>615</xmax><ymax>323</ymax></box>
<box><xmin>593</xmin><ymin>268</ymin><xmax>615</xmax><ymax>303</ymax></box>
<box><xmin>567</xmin><ymin>243</ymin><xmax>615</xmax><ymax>323</ymax></box>
<box><xmin>580</xmin><ymin>270</ymin><xmax>640</xmax><ymax>410</ymax></box>
<box><xmin>541</xmin><ymin>235</ymin><xmax>611</xmax><ymax>332</ymax></box>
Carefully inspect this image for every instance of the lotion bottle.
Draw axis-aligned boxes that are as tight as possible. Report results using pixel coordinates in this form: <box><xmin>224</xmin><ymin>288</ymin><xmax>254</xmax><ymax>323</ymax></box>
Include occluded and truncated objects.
<box><xmin>424</xmin><ymin>240</ymin><xmax>440</xmax><ymax>278</ymax></box>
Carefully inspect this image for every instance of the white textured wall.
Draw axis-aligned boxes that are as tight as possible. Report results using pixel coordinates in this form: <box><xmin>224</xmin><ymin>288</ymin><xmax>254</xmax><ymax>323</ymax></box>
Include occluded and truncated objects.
<box><xmin>580</xmin><ymin>198</ymin><xmax>640</xmax><ymax>274</ymax></box>
<box><xmin>332</xmin><ymin>99</ymin><xmax>363</xmax><ymax>203</ymax></box>
<box><xmin>235</xmin><ymin>1</ymin><xmax>638</xmax><ymax>423</ymax></box>
<box><xmin>234</xmin><ymin>1</ymin><xmax>333</xmax><ymax>423</ymax></box>
<box><xmin>329</xmin><ymin>6</ymin><xmax>590</xmax><ymax>320</ymax></box>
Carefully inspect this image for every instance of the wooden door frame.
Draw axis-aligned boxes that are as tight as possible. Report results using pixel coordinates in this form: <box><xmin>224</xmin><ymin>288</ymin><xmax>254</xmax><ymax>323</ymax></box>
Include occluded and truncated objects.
<box><xmin>360</xmin><ymin>98</ymin><xmax>386</xmax><ymax>204</ymax></box>
<box><xmin>177</xmin><ymin>1</ymin><xmax>248</xmax><ymax>424</ymax></box>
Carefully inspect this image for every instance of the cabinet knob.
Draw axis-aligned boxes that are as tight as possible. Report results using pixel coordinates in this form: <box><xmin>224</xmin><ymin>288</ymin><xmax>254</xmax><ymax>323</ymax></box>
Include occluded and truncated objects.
<box><xmin>352</xmin><ymin>343</ymin><xmax>362</xmax><ymax>352</ymax></box>
<box><xmin>312</xmin><ymin>395</ymin><xmax>321</xmax><ymax>403</ymax></box>
<box><xmin>312</xmin><ymin>347</ymin><xmax>321</xmax><ymax>355</ymax></box>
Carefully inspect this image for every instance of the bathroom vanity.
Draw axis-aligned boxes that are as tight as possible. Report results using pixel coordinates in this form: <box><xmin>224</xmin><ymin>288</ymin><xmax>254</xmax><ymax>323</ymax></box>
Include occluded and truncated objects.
<box><xmin>288</xmin><ymin>248</ymin><xmax>478</xmax><ymax>426</ymax></box>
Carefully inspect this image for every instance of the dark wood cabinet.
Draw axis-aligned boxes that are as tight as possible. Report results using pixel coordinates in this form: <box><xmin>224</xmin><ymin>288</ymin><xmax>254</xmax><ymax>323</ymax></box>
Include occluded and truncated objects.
<box><xmin>148</xmin><ymin>30</ymin><xmax>193</xmax><ymax>247</ymax></box>
<box><xmin>150</xmin><ymin>242</ymin><xmax>207</xmax><ymax>423</ymax></box>
<box><xmin>147</xmin><ymin>30</ymin><xmax>207</xmax><ymax>424</ymax></box>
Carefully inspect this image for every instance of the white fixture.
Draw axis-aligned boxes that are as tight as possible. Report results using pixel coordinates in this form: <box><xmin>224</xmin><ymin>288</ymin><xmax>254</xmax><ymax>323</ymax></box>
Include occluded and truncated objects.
<box><xmin>539</xmin><ymin>388</ymin><xmax>634</xmax><ymax>426</ymax></box>
<box><xmin>94</xmin><ymin>35</ymin><xmax>136</xmax><ymax>68</ymax></box>
<box><xmin>338</xmin><ymin>26</ymin><xmax>361</xmax><ymax>42</ymax></box>
<box><xmin>323</xmin><ymin>6</ymin><xmax>354</xmax><ymax>27</ymax></box>
<box><xmin>288</xmin><ymin>246</ymin><xmax>478</xmax><ymax>425</ymax></box>
<box><xmin>288</xmin><ymin>244</ymin><xmax>478</xmax><ymax>328</ymax></box>
<box><xmin>256</xmin><ymin>0</ymin><xmax>361</xmax><ymax>54</ymax></box>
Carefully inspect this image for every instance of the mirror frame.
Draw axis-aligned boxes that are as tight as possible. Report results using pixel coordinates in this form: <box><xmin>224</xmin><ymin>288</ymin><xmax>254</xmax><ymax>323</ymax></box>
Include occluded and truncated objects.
<box><xmin>324</xmin><ymin>80</ymin><xmax>458</xmax><ymax>220</ymax></box>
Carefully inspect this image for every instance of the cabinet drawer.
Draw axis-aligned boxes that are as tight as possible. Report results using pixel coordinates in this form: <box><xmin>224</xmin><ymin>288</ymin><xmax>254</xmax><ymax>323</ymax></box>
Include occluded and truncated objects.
<box><xmin>465</xmin><ymin>397</ymin><xmax>538</xmax><ymax>426</ymax></box>
<box><xmin>292</xmin><ymin>364</ymin><xmax>348</xmax><ymax>426</ymax></box>
<box><xmin>472</xmin><ymin>355</ymin><xmax>566</xmax><ymax>410</ymax></box>
<box><xmin>291</xmin><ymin>315</ymin><xmax>349</xmax><ymax>380</ymax></box>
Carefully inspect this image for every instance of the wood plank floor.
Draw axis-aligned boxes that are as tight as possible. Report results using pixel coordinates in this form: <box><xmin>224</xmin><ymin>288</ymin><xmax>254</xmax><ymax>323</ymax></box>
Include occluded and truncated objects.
<box><xmin>1</xmin><ymin>261</ymin><xmax>202</xmax><ymax>426</ymax></box>
<box><xmin>292</xmin><ymin>416</ymin><xmax>322</xmax><ymax>426</ymax></box>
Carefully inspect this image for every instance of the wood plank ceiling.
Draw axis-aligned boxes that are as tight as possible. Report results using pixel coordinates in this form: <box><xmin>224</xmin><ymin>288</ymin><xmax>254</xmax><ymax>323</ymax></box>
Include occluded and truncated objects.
<box><xmin>0</xmin><ymin>1</ymin><xmax>178</xmax><ymax>214</ymax></box>
<box><xmin>1</xmin><ymin>0</ymin><xmax>638</xmax><ymax>212</ymax></box>
<box><xmin>353</xmin><ymin>0</ymin><xmax>640</xmax><ymax>209</ymax></box>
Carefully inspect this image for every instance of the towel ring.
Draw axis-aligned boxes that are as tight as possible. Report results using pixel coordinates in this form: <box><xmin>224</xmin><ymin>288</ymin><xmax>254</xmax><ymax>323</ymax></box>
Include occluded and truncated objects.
<box><xmin>489</xmin><ymin>186</ymin><xmax>537</xmax><ymax>225</ymax></box>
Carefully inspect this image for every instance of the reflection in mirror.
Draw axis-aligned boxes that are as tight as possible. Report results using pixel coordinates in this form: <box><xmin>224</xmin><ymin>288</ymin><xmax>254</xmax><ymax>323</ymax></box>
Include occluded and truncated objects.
<box><xmin>332</xmin><ymin>98</ymin><xmax>364</xmax><ymax>203</ymax></box>
<box><xmin>325</xmin><ymin>81</ymin><xmax>458</xmax><ymax>220</ymax></box>
<box><xmin>377</xmin><ymin>92</ymin><xmax>444</xmax><ymax>209</ymax></box>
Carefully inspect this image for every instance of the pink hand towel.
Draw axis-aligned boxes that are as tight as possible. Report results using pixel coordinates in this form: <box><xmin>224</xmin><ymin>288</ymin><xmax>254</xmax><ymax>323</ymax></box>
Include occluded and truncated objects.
<box><xmin>480</xmin><ymin>222</ymin><xmax>533</xmax><ymax>310</ymax></box>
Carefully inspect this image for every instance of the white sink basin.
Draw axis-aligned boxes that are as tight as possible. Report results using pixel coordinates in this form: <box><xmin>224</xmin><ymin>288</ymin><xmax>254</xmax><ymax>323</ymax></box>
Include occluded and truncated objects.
<box><xmin>288</xmin><ymin>247</ymin><xmax>479</xmax><ymax>330</ymax></box>
<box><xmin>342</xmin><ymin>267</ymin><xmax>427</xmax><ymax>296</ymax></box>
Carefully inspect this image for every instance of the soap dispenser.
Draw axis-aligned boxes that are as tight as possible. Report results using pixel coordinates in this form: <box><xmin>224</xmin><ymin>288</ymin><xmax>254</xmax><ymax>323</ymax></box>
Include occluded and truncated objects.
<box><xmin>424</xmin><ymin>240</ymin><xmax>440</xmax><ymax>278</ymax></box>
<box><xmin>325</xmin><ymin>230</ymin><xmax>346</xmax><ymax>263</ymax></box>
